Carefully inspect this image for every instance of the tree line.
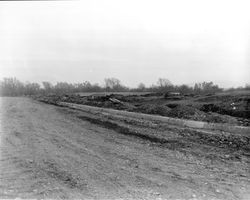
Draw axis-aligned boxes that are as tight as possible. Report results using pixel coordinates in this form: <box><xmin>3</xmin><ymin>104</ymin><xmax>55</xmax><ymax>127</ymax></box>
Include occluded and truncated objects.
<box><xmin>1</xmin><ymin>77</ymin><xmax>246</xmax><ymax>97</ymax></box>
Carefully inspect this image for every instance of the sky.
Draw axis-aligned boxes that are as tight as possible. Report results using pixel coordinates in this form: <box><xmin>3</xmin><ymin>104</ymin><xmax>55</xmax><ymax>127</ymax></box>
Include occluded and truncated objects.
<box><xmin>0</xmin><ymin>0</ymin><xmax>249</xmax><ymax>88</ymax></box>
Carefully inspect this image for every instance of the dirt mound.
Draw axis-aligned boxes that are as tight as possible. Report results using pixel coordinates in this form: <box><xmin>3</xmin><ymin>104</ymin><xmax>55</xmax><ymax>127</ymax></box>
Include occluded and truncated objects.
<box><xmin>133</xmin><ymin>104</ymin><xmax>171</xmax><ymax>116</ymax></box>
<box><xmin>167</xmin><ymin>105</ymin><xmax>207</xmax><ymax>121</ymax></box>
<box><xmin>63</xmin><ymin>95</ymin><xmax>87</xmax><ymax>104</ymax></box>
<box><xmin>140</xmin><ymin>92</ymin><xmax>163</xmax><ymax>97</ymax></box>
<box><xmin>35</xmin><ymin>94</ymin><xmax>63</xmax><ymax>105</ymax></box>
<box><xmin>85</xmin><ymin>99</ymin><xmax>136</xmax><ymax>111</ymax></box>
<box><xmin>35</xmin><ymin>94</ymin><xmax>87</xmax><ymax>105</ymax></box>
<box><xmin>205</xmin><ymin>112</ymin><xmax>239</xmax><ymax>124</ymax></box>
<box><xmin>167</xmin><ymin>105</ymin><xmax>239</xmax><ymax>124</ymax></box>
<box><xmin>194</xmin><ymin>95</ymin><xmax>232</xmax><ymax>102</ymax></box>
<box><xmin>200</xmin><ymin>102</ymin><xmax>250</xmax><ymax>120</ymax></box>
<box><xmin>35</xmin><ymin>93</ymin><xmax>249</xmax><ymax>126</ymax></box>
<box><xmin>200</xmin><ymin>104</ymin><xmax>222</xmax><ymax>112</ymax></box>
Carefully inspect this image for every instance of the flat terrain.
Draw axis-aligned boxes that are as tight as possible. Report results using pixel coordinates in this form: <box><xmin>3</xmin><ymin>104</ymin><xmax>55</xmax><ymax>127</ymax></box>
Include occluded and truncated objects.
<box><xmin>0</xmin><ymin>97</ymin><xmax>250</xmax><ymax>199</ymax></box>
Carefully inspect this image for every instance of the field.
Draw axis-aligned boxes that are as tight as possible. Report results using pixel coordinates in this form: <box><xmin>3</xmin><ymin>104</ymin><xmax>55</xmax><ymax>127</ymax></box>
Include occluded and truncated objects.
<box><xmin>1</xmin><ymin>93</ymin><xmax>250</xmax><ymax>199</ymax></box>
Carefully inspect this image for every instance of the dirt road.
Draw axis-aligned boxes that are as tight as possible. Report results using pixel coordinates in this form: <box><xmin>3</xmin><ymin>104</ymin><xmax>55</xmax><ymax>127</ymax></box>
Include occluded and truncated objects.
<box><xmin>0</xmin><ymin>97</ymin><xmax>249</xmax><ymax>199</ymax></box>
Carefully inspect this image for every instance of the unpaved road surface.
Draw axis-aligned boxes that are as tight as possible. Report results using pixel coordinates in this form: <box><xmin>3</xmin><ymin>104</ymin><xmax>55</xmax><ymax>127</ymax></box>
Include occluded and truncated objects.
<box><xmin>0</xmin><ymin>97</ymin><xmax>250</xmax><ymax>199</ymax></box>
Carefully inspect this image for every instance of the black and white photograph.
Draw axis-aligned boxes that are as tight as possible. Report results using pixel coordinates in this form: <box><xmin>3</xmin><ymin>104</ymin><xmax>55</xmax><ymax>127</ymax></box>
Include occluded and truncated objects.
<box><xmin>0</xmin><ymin>0</ymin><xmax>250</xmax><ymax>199</ymax></box>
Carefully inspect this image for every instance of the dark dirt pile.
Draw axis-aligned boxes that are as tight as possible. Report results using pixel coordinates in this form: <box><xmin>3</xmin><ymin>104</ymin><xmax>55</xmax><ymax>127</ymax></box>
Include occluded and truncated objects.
<box><xmin>132</xmin><ymin>104</ymin><xmax>171</xmax><ymax>116</ymax></box>
<box><xmin>35</xmin><ymin>92</ymin><xmax>249</xmax><ymax>126</ymax></box>
<box><xmin>196</xmin><ymin>94</ymin><xmax>250</xmax><ymax>119</ymax></box>
<box><xmin>85</xmin><ymin>100</ymin><xmax>136</xmax><ymax>111</ymax></box>
<box><xmin>165</xmin><ymin>104</ymin><xmax>239</xmax><ymax>124</ymax></box>
<box><xmin>62</xmin><ymin>95</ymin><xmax>87</xmax><ymax>104</ymax></box>
<box><xmin>204</xmin><ymin>112</ymin><xmax>239</xmax><ymax>124</ymax></box>
<box><xmin>167</xmin><ymin>105</ymin><xmax>207</xmax><ymax>121</ymax></box>
<box><xmin>35</xmin><ymin>94</ymin><xmax>63</xmax><ymax>105</ymax></box>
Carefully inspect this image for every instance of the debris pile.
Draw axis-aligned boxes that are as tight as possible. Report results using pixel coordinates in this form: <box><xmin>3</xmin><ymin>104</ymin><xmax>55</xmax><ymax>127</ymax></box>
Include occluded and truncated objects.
<box><xmin>35</xmin><ymin>92</ymin><xmax>250</xmax><ymax>126</ymax></box>
<box><xmin>167</xmin><ymin>105</ymin><xmax>207</xmax><ymax>121</ymax></box>
<box><xmin>36</xmin><ymin>94</ymin><xmax>62</xmax><ymax>105</ymax></box>
<box><xmin>205</xmin><ymin>112</ymin><xmax>239</xmax><ymax>124</ymax></box>
<box><xmin>84</xmin><ymin>95</ymin><xmax>136</xmax><ymax>111</ymax></box>
<box><xmin>133</xmin><ymin>104</ymin><xmax>171</xmax><ymax>116</ymax></box>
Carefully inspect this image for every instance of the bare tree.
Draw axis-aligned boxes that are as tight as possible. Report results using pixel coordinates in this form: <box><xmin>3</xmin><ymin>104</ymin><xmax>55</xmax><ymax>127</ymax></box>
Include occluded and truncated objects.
<box><xmin>194</xmin><ymin>82</ymin><xmax>221</xmax><ymax>94</ymax></box>
<box><xmin>157</xmin><ymin>78</ymin><xmax>172</xmax><ymax>88</ymax></box>
<box><xmin>137</xmin><ymin>83</ymin><xmax>146</xmax><ymax>91</ymax></box>
<box><xmin>177</xmin><ymin>84</ymin><xmax>192</xmax><ymax>94</ymax></box>
<box><xmin>245</xmin><ymin>84</ymin><xmax>250</xmax><ymax>90</ymax></box>
<box><xmin>104</xmin><ymin>78</ymin><xmax>121</xmax><ymax>88</ymax></box>
<box><xmin>42</xmin><ymin>82</ymin><xmax>53</xmax><ymax>93</ymax></box>
<box><xmin>0</xmin><ymin>77</ymin><xmax>24</xmax><ymax>96</ymax></box>
<box><xmin>24</xmin><ymin>82</ymin><xmax>41</xmax><ymax>95</ymax></box>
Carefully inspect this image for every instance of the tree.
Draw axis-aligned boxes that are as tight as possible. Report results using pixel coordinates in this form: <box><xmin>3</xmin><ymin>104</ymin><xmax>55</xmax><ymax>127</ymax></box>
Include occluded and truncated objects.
<box><xmin>194</xmin><ymin>83</ymin><xmax>202</xmax><ymax>93</ymax></box>
<box><xmin>137</xmin><ymin>83</ymin><xmax>146</xmax><ymax>91</ymax></box>
<box><xmin>24</xmin><ymin>82</ymin><xmax>41</xmax><ymax>95</ymax></box>
<box><xmin>54</xmin><ymin>82</ymin><xmax>74</xmax><ymax>94</ymax></box>
<box><xmin>42</xmin><ymin>82</ymin><xmax>53</xmax><ymax>93</ymax></box>
<box><xmin>177</xmin><ymin>84</ymin><xmax>192</xmax><ymax>94</ymax></box>
<box><xmin>245</xmin><ymin>84</ymin><xmax>250</xmax><ymax>90</ymax></box>
<box><xmin>104</xmin><ymin>78</ymin><xmax>121</xmax><ymax>88</ymax></box>
<box><xmin>157</xmin><ymin>78</ymin><xmax>172</xmax><ymax>88</ymax></box>
<box><xmin>104</xmin><ymin>78</ymin><xmax>122</xmax><ymax>91</ymax></box>
<box><xmin>0</xmin><ymin>77</ymin><xmax>24</xmax><ymax>96</ymax></box>
<box><xmin>156</xmin><ymin>78</ymin><xmax>173</xmax><ymax>92</ymax></box>
<box><xmin>193</xmin><ymin>81</ymin><xmax>221</xmax><ymax>94</ymax></box>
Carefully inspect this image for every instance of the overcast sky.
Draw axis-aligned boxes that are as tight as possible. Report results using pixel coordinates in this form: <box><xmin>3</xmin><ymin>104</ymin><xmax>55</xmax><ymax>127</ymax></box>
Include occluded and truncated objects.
<box><xmin>0</xmin><ymin>0</ymin><xmax>249</xmax><ymax>88</ymax></box>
